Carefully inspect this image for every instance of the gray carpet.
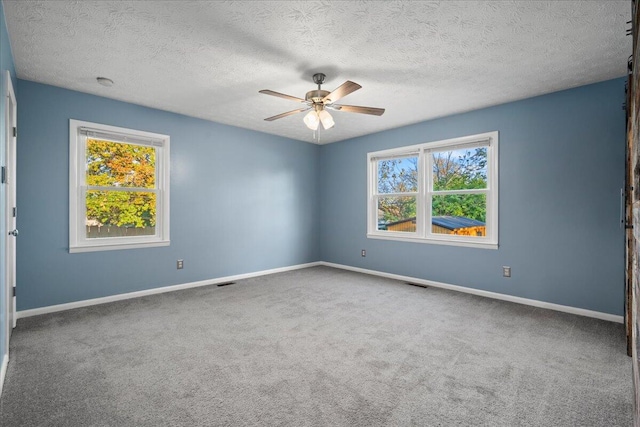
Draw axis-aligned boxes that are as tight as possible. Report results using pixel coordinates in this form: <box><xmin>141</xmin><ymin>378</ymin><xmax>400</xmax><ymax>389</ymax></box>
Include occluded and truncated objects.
<box><xmin>0</xmin><ymin>266</ymin><xmax>633</xmax><ymax>426</ymax></box>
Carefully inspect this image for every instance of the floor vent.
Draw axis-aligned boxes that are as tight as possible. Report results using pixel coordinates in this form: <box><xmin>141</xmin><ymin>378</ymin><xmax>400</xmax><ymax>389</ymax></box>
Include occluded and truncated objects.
<box><xmin>405</xmin><ymin>282</ymin><xmax>428</xmax><ymax>289</ymax></box>
<box><xmin>217</xmin><ymin>282</ymin><xmax>236</xmax><ymax>287</ymax></box>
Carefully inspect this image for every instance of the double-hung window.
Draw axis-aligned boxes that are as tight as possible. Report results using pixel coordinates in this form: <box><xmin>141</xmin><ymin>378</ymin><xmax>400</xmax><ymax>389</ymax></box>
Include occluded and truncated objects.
<box><xmin>69</xmin><ymin>120</ymin><xmax>170</xmax><ymax>253</ymax></box>
<box><xmin>368</xmin><ymin>131</ymin><xmax>498</xmax><ymax>249</ymax></box>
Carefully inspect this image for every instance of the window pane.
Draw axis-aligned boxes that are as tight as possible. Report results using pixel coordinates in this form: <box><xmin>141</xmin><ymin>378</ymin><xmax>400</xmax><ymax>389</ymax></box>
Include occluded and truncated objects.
<box><xmin>432</xmin><ymin>147</ymin><xmax>487</xmax><ymax>191</ymax></box>
<box><xmin>86</xmin><ymin>190</ymin><xmax>156</xmax><ymax>239</ymax></box>
<box><xmin>377</xmin><ymin>156</ymin><xmax>418</xmax><ymax>193</ymax></box>
<box><xmin>431</xmin><ymin>194</ymin><xmax>486</xmax><ymax>237</ymax></box>
<box><xmin>377</xmin><ymin>196</ymin><xmax>416</xmax><ymax>232</ymax></box>
<box><xmin>86</xmin><ymin>139</ymin><xmax>156</xmax><ymax>188</ymax></box>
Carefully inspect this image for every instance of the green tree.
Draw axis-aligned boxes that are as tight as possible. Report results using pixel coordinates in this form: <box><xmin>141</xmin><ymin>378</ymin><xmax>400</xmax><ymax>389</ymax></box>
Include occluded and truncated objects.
<box><xmin>377</xmin><ymin>157</ymin><xmax>417</xmax><ymax>223</ymax></box>
<box><xmin>433</xmin><ymin>148</ymin><xmax>487</xmax><ymax>191</ymax></box>
<box><xmin>377</xmin><ymin>148</ymin><xmax>488</xmax><ymax>224</ymax></box>
<box><xmin>431</xmin><ymin>148</ymin><xmax>487</xmax><ymax>222</ymax></box>
<box><xmin>86</xmin><ymin>139</ymin><xmax>156</xmax><ymax>229</ymax></box>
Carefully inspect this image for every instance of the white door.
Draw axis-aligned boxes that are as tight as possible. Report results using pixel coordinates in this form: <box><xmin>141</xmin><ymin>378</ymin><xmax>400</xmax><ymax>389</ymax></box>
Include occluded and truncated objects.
<box><xmin>5</xmin><ymin>70</ymin><xmax>17</xmax><ymax>346</ymax></box>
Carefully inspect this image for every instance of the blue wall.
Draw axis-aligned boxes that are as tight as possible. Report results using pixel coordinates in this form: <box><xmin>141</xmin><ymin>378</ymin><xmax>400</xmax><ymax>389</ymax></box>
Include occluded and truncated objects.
<box><xmin>0</xmin><ymin>0</ymin><xmax>16</xmax><ymax>366</ymax></box>
<box><xmin>319</xmin><ymin>78</ymin><xmax>626</xmax><ymax>316</ymax></box>
<box><xmin>13</xmin><ymin>76</ymin><xmax>627</xmax><ymax>316</ymax></box>
<box><xmin>16</xmin><ymin>80</ymin><xmax>319</xmax><ymax>310</ymax></box>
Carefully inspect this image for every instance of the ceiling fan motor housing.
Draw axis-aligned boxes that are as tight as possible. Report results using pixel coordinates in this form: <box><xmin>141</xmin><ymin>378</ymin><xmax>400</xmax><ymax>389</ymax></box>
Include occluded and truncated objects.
<box><xmin>305</xmin><ymin>89</ymin><xmax>330</xmax><ymax>104</ymax></box>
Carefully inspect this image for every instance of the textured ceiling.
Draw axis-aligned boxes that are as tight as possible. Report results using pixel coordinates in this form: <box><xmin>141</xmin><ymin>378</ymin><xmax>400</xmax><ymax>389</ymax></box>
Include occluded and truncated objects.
<box><xmin>3</xmin><ymin>1</ymin><xmax>632</xmax><ymax>144</ymax></box>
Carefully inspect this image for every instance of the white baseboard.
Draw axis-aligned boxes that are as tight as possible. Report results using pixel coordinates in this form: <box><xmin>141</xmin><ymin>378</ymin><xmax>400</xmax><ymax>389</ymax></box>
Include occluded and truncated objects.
<box><xmin>16</xmin><ymin>261</ymin><xmax>322</xmax><ymax>319</ymax></box>
<box><xmin>320</xmin><ymin>262</ymin><xmax>624</xmax><ymax>324</ymax></box>
<box><xmin>0</xmin><ymin>353</ymin><xmax>7</xmax><ymax>399</ymax></box>
<box><xmin>15</xmin><ymin>260</ymin><xmax>623</xmax><ymax>324</ymax></box>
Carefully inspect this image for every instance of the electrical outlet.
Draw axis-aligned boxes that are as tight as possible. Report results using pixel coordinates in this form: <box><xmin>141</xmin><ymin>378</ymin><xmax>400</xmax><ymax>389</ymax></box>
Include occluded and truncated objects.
<box><xmin>502</xmin><ymin>266</ymin><xmax>511</xmax><ymax>277</ymax></box>
<box><xmin>177</xmin><ymin>259</ymin><xmax>184</xmax><ymax>270</ymax></box>
<box><xmin>361</xmin><ymin>249</ymin><xmax>366</xmax><ymax>257</ymax></box>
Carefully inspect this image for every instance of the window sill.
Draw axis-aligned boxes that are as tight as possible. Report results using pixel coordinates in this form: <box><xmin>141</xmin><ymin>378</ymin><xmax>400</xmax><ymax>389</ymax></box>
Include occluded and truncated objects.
<box><xmin>367</xmin><ymin>233</ymin><xmax>498</xmax><ymax>250</ymax></box>
<box><xmin>69</xmin><ymin>240</ymin><xmax>170</xmax><ymax>253</ymax></box>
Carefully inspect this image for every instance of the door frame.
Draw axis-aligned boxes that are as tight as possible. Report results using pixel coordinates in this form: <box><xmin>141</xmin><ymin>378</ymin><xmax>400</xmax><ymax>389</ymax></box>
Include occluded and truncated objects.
<box><xmin>4</xmin><ymin>70</ymin><xmax>16</xmax><ymax>356</ymax></box>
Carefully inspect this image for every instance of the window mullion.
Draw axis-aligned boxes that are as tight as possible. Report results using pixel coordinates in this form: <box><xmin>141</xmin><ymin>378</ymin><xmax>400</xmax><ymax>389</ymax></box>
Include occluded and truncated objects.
<box><xmin>376</xmin><ymin>192</ymin><xmax>419</xmax><ymax>198</ymax></box>
<box><xmin>431</xmin><ymin>188</ymin><xmax>488</xmax><ymax>196</ymax></box>
<box><xmin>414</xmin><ymin>149</ymin><xmax>423</xmax><ymax>237</ymax></box>
<box><xmin>425</xmin><ymin>148</ymin><xmax>433</xmax><ymax>239</ymax></box>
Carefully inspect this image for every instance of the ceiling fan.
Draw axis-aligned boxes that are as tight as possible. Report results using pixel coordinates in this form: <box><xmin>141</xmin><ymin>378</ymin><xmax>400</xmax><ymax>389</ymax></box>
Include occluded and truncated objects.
<box><xmin>259</xmin><ymin>73</ymin><xmax>385</xmax><ymax>130</ymax></box>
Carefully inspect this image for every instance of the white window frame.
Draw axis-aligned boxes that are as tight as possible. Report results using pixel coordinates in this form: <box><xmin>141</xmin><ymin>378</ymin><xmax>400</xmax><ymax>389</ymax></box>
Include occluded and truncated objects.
<box><xmin>367</xmin><ymin>131</ymin><xmax>498</xmax><ymax>249</ymax></box>
<box><xmin>69</xmin><ymin>119</ymin><xmax>170</xmax><ymax>253</ymax></box>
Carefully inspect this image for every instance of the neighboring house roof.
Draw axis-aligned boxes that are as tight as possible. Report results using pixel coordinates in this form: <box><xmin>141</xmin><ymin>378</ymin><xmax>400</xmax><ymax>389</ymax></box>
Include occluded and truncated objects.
<box><xmin>382</xmin><ymin>215</ymin><xmax>485</xmax><ymax>230</ymax></box>
<box><xmin>432</xmin><ymin>216</ymin><xmax>485</xmax><ymax>230</ymax></box>
<box><xmin>384</xmin><ymin>217</ymin><xmax>417</xmax><ymax>227</ymax></box>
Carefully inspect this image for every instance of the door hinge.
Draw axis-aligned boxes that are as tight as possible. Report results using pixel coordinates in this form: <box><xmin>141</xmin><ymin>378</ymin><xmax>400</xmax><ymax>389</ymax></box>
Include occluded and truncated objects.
<box><xmin>12</xmin><ymin>127</ymin><xmax>16</xmax><ymax>138</ymax></box>
<box><xmin>12</xmin><ymin>287</ymin><xmax>16</xmax><ymax>297</ymax></box>
<box><xmin>1</xmin><ymin>166</ymin><xmax>5</xmax><ymax>184</ymax></box>
<box><xmin>13</xmin><ymin>207</ymin><xmax>16</xmax><ymax>217</ymax></box>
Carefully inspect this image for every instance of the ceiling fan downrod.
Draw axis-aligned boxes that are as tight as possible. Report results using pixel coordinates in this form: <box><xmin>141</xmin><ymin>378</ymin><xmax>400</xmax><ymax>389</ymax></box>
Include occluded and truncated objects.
<box><xmin>306</xmin><ymin>73</ymin><xmax>330</xmax><ymax>103</ymax></box>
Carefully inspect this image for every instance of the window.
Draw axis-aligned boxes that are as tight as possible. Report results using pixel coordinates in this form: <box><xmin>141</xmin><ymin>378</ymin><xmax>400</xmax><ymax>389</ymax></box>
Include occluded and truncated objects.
<box><xmin>69</xmin><ymin>120</ymin><xmax>170</xmax><ymax>253</ymax></box>
<box><xmin>368</xmin><ymin>131</ymin><xmax>498</xmax><ymax>249</ymax></box>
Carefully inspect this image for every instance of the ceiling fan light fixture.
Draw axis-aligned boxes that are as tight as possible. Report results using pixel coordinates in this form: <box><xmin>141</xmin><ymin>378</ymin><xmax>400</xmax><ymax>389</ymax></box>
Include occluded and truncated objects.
<box><xmin>318</xmin><ymin>109</ymin><xmax>335</xmax><ymax>130</ymax></box>
<box><xmin>303</xmin><ymin>110</ymin><xmax>320</xmax><ymax>130</ymax></box>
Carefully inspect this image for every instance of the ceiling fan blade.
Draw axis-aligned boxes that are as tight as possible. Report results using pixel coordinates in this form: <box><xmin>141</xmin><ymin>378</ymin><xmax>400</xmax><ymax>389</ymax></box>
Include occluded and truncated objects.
<box><xmin>264</xmin><ymin>107</ymin><xmax>310</xmax><ymax>121</ymax></box>
<box><xmin>332</xmin><ymin>104</ymin><xmax>385</xmax><ymax>116</ymax></box>
<box><xmin>322</xmin><ymin>81</ymin><xmax>362</xmax><ymax>104</ymax></box>
<box><xmin>259</xmin><ymin>89</ymin><xmax>306</xmax><ymax>103</ymax></box>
